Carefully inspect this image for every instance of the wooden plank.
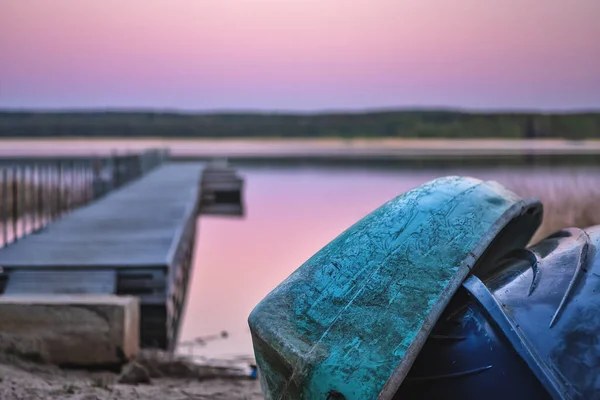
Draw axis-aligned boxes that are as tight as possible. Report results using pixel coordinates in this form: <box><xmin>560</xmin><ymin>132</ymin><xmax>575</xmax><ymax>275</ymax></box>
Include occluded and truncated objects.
<box><xmin>4</xmin><ymin>269</ymin><xmax>117</xmax><ymax>295</ymax></box>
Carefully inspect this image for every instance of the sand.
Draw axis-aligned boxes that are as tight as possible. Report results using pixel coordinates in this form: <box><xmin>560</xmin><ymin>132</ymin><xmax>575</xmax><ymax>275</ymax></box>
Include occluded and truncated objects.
<box><xmin>0</xmin><ymin>354</ymin><xmax>263</xmax><ymax>400</ymax></box>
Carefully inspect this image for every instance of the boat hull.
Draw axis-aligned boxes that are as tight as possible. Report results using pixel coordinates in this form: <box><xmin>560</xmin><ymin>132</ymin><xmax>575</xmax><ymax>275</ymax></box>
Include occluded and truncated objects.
<box><xmin>249</xmin><ymin>176</ymin><xmax>542</xmax><ymax>399</ymax></box>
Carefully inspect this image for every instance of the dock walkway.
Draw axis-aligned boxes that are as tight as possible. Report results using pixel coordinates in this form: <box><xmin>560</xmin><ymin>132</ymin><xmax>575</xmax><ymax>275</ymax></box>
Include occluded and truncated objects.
<box><xmin>0</xmin><ymin>162</ymin><xmax>243</xmax><ymax>350</ymax></box>
<box><xmin>0</xmin><ymin>163</ymin><xmax>203</xmax><ymax>268</ymax></box>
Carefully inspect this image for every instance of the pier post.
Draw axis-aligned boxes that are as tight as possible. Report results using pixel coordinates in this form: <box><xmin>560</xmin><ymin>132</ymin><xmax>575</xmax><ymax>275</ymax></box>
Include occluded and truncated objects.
<box><xmin>112</xmin><ymin>152</ymin><xmax>120</xmax><ymax>189</ymax></box>
<box><xmin>51</xmin><ymin>164</ymin><xmax>56</xmax><ymax>220</ymax></box>
<box><xmin>56</xmin><ymin>161</ymin><xmax>63</xmax><ymax>217</ymax></box>
<box><xmin>76</xmin><ymin>162</ymin><xmax>82</xmax><ymax>207</ymax></box>
<box><xmin>12</xmin><ymin>167</ymin><xmax>18</xmax><ymax>241</ymax></box>
<box><xmin>48</xmin><ymin>164</ymin><xmax>53</xmax><ymax>221</ymax></box>
<box><xmin>20</xmin><ymin>165</ymin><xmax>26</xmax><ymax>236</ymax></box>
<box><xmin>44</xmin><ymin>165</ymin><xmax>50</xmax><ymax>223</ymax></box>
<box><xmin>92</xmin><ymin>157</ymin><xmax>101</xmax><ymax>199</ymax></box>
<box><xmin>85</xmin><ymin>162</ymin><xmax>91</xmax><ymax>203</ymax></box>
<box><xmin>37</xmin><ymin>165</ymin><xmax>44</xmax><ymax>228</ymax></box>
<box><xmin>1</xmin><ymin>169</ymin><xmax>7</xmax><ymax>246</ymax></box>
<box><xmin>30</xmin><ymin>165</ymin><xmax>36</xmax><ymax>232</ymax></box>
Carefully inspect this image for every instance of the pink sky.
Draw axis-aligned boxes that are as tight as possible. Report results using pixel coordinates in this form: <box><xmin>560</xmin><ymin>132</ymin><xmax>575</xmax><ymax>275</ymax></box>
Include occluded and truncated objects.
<box><xmin>1</xmin><ymin>0</ymin><xmax>599</xmax><ymax>111</ymax></box>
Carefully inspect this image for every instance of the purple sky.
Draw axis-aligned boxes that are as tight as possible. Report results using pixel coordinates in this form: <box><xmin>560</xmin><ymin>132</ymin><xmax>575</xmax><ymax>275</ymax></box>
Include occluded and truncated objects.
<box><xmin>1</xmin><ymin>0</ymin><xmax>599</xmax><ymax>111</ymax></box>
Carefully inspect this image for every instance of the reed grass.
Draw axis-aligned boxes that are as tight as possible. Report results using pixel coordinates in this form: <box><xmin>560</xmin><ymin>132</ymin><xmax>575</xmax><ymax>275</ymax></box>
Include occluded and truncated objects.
<box><xmin>500</xmin><ymin>171</ymin><xmax>600</xmax><ymax>243</ymax></box>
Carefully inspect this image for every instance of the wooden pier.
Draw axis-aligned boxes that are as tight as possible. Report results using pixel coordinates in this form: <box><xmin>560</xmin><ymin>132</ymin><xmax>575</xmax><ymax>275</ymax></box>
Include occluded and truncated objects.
<box><xmin>0</xmin><ymin>161</ymin><xmax>244</xmax><ymax>350</ymax></box>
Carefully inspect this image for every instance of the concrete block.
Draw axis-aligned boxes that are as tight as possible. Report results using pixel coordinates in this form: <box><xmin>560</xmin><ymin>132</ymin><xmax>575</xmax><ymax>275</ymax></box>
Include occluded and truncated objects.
<box><xmin>0</xmin><ymin>295</ymin><xmax>139</xmax><ymax>366</ymax></box>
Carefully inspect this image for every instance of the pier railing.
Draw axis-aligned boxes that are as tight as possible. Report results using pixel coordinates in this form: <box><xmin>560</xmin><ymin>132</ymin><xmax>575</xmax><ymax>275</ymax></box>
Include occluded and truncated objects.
<box><xmin>0</xmin><ymin>148</ymin><xmax>169</xmax><ymax>247</ymax></box>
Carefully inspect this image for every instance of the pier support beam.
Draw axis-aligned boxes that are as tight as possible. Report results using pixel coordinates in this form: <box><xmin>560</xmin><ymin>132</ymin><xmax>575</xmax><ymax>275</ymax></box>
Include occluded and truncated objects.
<box><xmin>0</xmin><ymin>295</ymin><xmax>139</xmax><ymax>366</ymax></box>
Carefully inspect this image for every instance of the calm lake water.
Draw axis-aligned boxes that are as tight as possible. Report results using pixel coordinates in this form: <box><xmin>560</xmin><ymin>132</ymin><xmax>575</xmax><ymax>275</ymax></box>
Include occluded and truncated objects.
<box><xmin>176</xmin><ymin>164</ymin><xmax>600</xmax><ymax>360</ymax></box>
<box><xmin>3</xmin><ymin>140</ymin><xmax>599</xmax><ymax>360</ymax></box>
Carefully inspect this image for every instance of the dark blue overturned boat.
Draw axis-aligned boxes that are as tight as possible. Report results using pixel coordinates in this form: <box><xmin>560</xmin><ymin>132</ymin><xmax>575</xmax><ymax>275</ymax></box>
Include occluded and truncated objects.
<box><xmin>396</xmin><ymin>226</ymin><xmax>600</xmax><ymax>400</ymax></box>
<box><xmin>249</xmin><ymin>176</ymin><xmax>599</xmax><ymax>400</ymax></box>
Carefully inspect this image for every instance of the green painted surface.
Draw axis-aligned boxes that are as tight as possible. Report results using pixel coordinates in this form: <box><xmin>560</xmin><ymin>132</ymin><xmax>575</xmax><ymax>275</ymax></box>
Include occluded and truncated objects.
<box><xmin>248</xmin><ymin>176</ymin><xmax>540</xmax><ymax>400</ymax></box>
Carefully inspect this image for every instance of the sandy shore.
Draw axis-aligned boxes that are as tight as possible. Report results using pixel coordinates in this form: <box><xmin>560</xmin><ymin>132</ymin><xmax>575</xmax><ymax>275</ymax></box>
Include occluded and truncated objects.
<box><xmin>0</xmin><ymin>355</ymin><xmax>263</xmax><ymax>400</ymax></box>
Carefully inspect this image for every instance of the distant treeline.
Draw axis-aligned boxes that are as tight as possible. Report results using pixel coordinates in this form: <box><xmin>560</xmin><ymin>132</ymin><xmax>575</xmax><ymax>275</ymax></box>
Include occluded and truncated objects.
<box><xmin>0</xmin><ymin>110</ymin><xmax>599</xmax><ymax>139</ymax></box>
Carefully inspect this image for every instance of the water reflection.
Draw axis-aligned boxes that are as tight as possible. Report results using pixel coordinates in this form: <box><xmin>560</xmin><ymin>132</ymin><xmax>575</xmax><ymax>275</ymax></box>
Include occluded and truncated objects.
<box><xmin>177</xmin><ymin>165</ymin><xmax>600</xmax><ymax>360</ymax></box>
<box><xmin>3</xmin><ymin>141</ymin><xmax>599</xmax><ymax>361</ymax></box>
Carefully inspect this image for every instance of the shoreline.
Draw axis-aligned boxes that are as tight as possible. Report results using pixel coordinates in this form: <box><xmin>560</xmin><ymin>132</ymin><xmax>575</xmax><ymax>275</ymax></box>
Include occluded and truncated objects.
<box><xmin>0</xmin><ymin>138</ymin><xmax>599</xmax><ymax>159</ymax></box>
<box><xmin>1</xmin><ymin>138</ymin><xmax>599</xmax><ymax>169</ymax></box>
<box><xmin>0</xmin><ymin>351</ymin><xmax>262</xmax><ymax>400</ymax></box>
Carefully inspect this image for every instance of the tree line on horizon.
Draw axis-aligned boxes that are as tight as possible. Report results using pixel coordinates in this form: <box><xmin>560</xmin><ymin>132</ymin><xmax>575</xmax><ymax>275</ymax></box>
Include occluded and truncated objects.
<box><xmin>0</xmin><ymin>110</ymin><xmax>598</xmax><ymax>139</ymax></box>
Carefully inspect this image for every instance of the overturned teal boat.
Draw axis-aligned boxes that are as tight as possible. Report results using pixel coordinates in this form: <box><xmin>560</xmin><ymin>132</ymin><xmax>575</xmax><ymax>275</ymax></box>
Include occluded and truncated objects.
<box><xmin>248</xmin><ymin>176</ymin><xmax>549</xmax><ymax>399</ymax></box>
